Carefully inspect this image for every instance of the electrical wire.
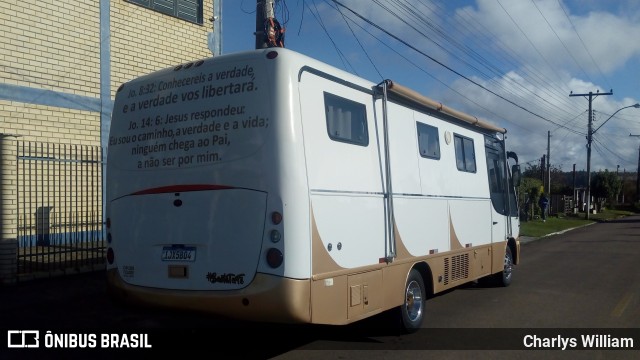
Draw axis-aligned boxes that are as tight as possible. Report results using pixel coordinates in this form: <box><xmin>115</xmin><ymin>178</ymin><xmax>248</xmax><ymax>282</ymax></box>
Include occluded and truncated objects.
<box><xmin>530</xmin><ymin>0</ymin><xmax>594</xmax><ymax>86</ymax></box>
<box><xmin>556</xmin><ymin>0</ymin><xmax>612</xmax><ymax>91</ymax></box>
<box><xmin>414</xmin><ymin>0</ymin><xmax>587</xmax><ymax>128</ymax></box>
<box><xmin>330</xmin><ymin>0</ymin><xmax>584</xmax><ymax>134</ymax></box>
<box><xmin>306</xmin><ymin>0</ymin><xmax>357</xmax><ymax>74</ymax></box>
<box><xmin>331</xmin><ymin>1</ymin><xmax>384</xmax><ymax>80</ymax></box>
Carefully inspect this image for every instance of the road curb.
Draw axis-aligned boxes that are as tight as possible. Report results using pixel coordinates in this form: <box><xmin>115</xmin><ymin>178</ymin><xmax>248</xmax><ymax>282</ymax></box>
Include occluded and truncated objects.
<box><xmin>519</xmin><ymin>221</ymin><xmax>597</xmax><ymax>244</ymax></box>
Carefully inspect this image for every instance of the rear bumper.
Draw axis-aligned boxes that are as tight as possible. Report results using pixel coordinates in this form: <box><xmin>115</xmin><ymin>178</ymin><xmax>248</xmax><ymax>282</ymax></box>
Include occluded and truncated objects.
<box><xmin>106</xmin><ymin>269</ymin><xmax>311</xmax><ymax>323</ymax></box>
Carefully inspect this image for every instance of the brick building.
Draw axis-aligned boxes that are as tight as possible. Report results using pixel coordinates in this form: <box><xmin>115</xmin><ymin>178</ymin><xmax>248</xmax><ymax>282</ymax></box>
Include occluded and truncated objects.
<box><xmin>0</xmin><ymin>0</ymin><xmax>220</xmax><ymax>283</ymax></box>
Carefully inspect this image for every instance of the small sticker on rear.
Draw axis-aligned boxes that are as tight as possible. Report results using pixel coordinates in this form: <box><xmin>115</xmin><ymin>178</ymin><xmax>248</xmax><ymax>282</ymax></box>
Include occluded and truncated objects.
<box><xmin>122</xmin><ymin>265</ymin><xmax>135</xmax><ymax>277</ymax></box>
<box><xmin>206</xmin><ymin>272</ymin><xmax>245</xmax><ymax>284</ymax></box>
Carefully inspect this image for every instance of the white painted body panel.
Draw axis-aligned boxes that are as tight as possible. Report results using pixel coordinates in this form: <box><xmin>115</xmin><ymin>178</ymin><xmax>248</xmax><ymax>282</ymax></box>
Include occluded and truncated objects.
<box><xmin>106</xmin><ymin>47</ymin><xmax>518</xmax><ymax>295</ymax></box>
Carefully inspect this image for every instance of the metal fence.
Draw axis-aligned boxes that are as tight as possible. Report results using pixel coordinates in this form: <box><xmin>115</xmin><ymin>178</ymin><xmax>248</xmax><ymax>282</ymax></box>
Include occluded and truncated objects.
<box><xmin>16</xmin><ymin>141</ymin><xmax>105</xmax><ymax>278</ymax></box>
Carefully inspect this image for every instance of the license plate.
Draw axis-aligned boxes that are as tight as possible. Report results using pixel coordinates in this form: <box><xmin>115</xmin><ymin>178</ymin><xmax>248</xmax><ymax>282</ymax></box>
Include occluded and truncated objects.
<box><xmin>161</xmin><ymin>246</ymin><xmax>196</xmax><ymax>262</ymax></box>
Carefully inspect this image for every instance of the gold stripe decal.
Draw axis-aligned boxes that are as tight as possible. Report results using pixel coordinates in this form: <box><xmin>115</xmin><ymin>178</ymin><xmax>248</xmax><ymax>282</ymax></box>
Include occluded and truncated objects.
<box><xmin>393</xmin><ymin>222</ymin><xmax>411</xmax><ymax>259</ymax></box>
<box><xmin>311</xmin><ymin>206</ymin><xmax>344</xmax><ymax>275</ymax></box>
<box><xmin>449</xmin><ymin>212</ymin><xmax>463</xmax><ymax>250</ymax></box>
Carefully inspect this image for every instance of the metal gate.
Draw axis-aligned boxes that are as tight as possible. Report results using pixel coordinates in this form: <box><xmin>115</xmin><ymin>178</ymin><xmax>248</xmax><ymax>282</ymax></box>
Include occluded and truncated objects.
<box><xmin>16</xmin><ymin>141</ymin><xmax>105</xmax><ymax>278</ymax></box>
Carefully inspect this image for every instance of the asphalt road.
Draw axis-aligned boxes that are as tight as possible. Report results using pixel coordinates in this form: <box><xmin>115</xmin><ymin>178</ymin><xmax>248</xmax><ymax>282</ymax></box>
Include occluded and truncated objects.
<box><xmin>1</xmin><ymin>215</ymin><xmax>639</xmax><ymax>359</ymax></box>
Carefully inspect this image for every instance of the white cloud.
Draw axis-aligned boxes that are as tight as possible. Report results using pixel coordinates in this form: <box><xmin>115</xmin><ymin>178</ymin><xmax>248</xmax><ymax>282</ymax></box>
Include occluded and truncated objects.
<box><xmin>287</xmin><ymin>0</ymin><xmax>640</xmax><ymax>170</ymax></box>
<box><xmin>443</xmin><ymin>0</ymin><xmax>640</xmax><ymax>170</ymax></box>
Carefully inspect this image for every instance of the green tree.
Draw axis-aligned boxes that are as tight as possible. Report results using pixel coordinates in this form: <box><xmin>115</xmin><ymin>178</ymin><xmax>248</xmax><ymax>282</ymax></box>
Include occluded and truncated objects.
<box><xmin>522</xmin><ymin>163</ymin><xmax>543</xmax><ymax>181</ymax></box>
<box><xmin>591</xmin><ymin>170</ymin><xmax>621</xmax><ymax>207</ymax></box>
<box><xmin>517</xmin><ymin>177</ymin><xmax>543</xmax><ymax>221</ymax></box>
<box><xmin>522</xmin><ymin>163</ymin><xmax>570</xmax><ymax>195</ymax></box>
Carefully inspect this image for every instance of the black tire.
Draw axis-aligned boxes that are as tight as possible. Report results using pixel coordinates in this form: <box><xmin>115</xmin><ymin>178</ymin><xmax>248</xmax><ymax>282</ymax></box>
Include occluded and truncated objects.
<box><xmin>399</xmin><ymin>269</ymin><xmax>426</xmax><ymax>333</ymax></box>
<box><xmin>493</xmin><ymin>246</ymin><xmax>513</xmax><ymax>287</ymax></box>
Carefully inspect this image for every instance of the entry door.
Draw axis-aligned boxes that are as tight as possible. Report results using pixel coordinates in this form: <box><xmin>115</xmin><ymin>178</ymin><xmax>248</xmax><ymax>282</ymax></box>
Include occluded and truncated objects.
<box><xmin>298</xmin><ymin>72</ymin><xmax>386</xmax><ymax>270</ymax></box>
<box><xmin>486</xmin><ymin>148</ymin><xmax>508</xmax><ymax>245</ymax></box>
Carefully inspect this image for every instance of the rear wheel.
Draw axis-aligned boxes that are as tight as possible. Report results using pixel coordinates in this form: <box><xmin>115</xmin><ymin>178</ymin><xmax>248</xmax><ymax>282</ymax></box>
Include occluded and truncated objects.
<box><xmin>399</xmin><ymin>269</ymin><xmax>425</xmax><ymax>333</ymax></box>
<box><xmin>493</xmin><ymin>246</ymin><xmax>513</xmax><ymax>287</ymax></box>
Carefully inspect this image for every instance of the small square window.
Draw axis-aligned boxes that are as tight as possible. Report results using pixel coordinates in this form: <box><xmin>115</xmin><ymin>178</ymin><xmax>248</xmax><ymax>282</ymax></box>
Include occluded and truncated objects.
<box><xmin>324</xmin><ymin>92</ymin><xmax>369</xmax><ymax>146</ymax></box>
<box><xmin>417</xmin><ymin>122</ymin><xmax>440</xmax><ymax>159</ymax></box>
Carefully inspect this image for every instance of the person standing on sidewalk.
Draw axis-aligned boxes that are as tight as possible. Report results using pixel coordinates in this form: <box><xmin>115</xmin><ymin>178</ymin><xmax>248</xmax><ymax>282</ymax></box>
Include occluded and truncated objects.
<box><xmin>538</xmin><ymin>193</ymin><xmax>549</xmax><ymax>222</ymax></box>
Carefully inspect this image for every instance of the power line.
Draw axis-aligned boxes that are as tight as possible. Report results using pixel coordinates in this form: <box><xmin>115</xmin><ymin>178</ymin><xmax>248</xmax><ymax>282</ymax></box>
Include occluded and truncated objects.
<box><xmin>331</xmin><ymin>1</ymin><xmax>384</xmax><ymax>80</ymax></box>
<box><xmin>321</xmin><ymin>0</ymin><xmax>533</xmax><ymax>133</ymax></box>
<box><xmin>531</xmin><ymin>0</ymin><xmax>594</xmax><ymax>86</ymax></box>
<box><xmin>330</xmin><ymin>0</ymin><xmax>584</xmax><ymax>134</ymax></box>
<box><xmin>305</xmin><ymin>0</ymin><xmax>357</xmax><ymax>74</ymax></box>
<box><xmin>422</xmin><ymin>0</ymin><xmax>586</xmax><ymax>121</ymax></box>
<box><xmin>556</xmin><ymin>0</ymin><xmax>612</xmax><ymax>90</ymax></box>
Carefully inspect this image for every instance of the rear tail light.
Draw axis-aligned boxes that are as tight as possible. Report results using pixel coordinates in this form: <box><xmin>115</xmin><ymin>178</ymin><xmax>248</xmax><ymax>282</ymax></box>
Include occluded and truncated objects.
<box><xmin>106</xmin><ymin>248</ymin><xmax>115</xmax><ymax>264</ymax></box>
<box><xmin>270</xmin><ymin>229</ymin><xmax>281</xmax><ymax>243</ymax></box>
<box><xmin>266</xmin><ymin>248</ymin><xmax>283</xmax><ymax>268</ymax></box>
<box><xmin>271</xmin><ymin>211</ymin><xmax>282</xmax><ymax>225</ymax></box>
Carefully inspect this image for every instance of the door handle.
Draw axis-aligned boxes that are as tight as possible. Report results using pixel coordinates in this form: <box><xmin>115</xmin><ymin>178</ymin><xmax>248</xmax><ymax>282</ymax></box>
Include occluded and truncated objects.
<box><xmin>493</xmin><ymin>221</ymin><xmax>498</xmax><ymax>225</ymax></box>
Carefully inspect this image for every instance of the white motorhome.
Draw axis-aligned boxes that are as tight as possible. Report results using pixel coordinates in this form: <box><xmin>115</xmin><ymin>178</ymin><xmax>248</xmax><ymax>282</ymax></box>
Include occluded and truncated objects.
<box><xmin>105</xmin><ymin>47</ymin><xmax>521</xmax><ymax>332</ymax></box>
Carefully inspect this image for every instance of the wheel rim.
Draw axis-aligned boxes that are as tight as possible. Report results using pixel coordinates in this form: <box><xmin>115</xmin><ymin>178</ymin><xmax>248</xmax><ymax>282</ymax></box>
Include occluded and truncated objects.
<box><xmin>503</xmin><ymin>251</ymin><xmax>513</xmax><ymax>280</ymax></box>
<box><xmin>405</xmin><ymin>280</ymin><xmax>423</xmax><ymax>322</ymax></box>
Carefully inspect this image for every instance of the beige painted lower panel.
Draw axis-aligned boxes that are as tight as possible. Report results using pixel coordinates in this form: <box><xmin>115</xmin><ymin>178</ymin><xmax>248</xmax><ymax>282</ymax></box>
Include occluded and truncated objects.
<box><xmin>310</xmin><ymin>243</ymin><xmax>511</xmax><ymax>324</ymax></box>
<box><xmin>491</xmin><ymin>241</ymin><xmax>510</xmax><ymax>273</ymax></box>
<box><xmin>107</xmin><ymin>242</ymin><xmax>518</xmax><ymax>326</ymax></box>
<box><xmin>310</xmin><ymin>270</ymin><xmax>386</xmax><ymax>325</ymax></box>
<box><xmin>310</xmin><ymin>274</ymin><xmax>348</xmax><ymax>324</ymax></box>
<box><xmin>421</xmin><ymin>242</ymin><xmax>505</xmax><ymax>294</ymax></box>
<box><xmin>347</xmin><ymin>270</ymin><xmax>383</xmax><ymax>319</ymax></box>
<box><xmin>311</xmin><ymin>268</ymin><xmax>405</xmax><ymax>325</ymax></box>
<box><xmin>107</xmin><ymin>269</ymin><xmax>311</xmax><ymax>323</ymax></box>
<box><xmin>473</xmin><ymin>245</ymin><xmax>493</xmax><ymax>278</ymax></box>
<box><xmin>381</xmin><ymin>263</ymin><xmax>414</xmax><ymax>311</ymax></box>
<box><xmin>311</xmin><ymin>263</ymin><xmax>416</xmax><ymax>325</ymax></box>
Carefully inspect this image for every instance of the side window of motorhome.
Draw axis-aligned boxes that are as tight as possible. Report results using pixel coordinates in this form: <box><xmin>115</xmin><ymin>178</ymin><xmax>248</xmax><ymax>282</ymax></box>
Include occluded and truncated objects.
<box><xmin>454</xmin><ymin>134</ymin><xmax>476</xmax><ymax>172</ymax></box>
<box><xmin>324</xmin><ymin>92</ymin><xmax>369</xmax><ymax>146</ymax></box>
<box><xmin>416</xmin><ymin>122</ymin><xmax>440</xmax><ymax>159</ymax></box>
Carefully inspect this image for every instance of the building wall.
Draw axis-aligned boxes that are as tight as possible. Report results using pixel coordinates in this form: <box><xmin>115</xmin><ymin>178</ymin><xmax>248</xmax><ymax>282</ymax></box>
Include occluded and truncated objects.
<box><xmin>0</xmin><ymin>0</ymin><xmax>101</xmax><ymax>143</ymax></box>
<box><xmin>0</xmin><ymin>0</ymin><xmax>101</xmax><ymax>95</ymax></box>
<box><xmin>0</xmin><ymin>0</ymin><xmax>215</xmax><ymax>145</ymax></box>
<box><xmin>0</xmin><ymin>0</ymin><xmax>217</xmax><ymax>282</ymax></box>
<box><xmin>0</xmin><ymin>102</ymin><xmax>100</xmax><ymax>144</ymax></box>
<box><xmin>111</xmin><ymin>1</ymin><xmax>214</xmax><ymax>96</ymax></box>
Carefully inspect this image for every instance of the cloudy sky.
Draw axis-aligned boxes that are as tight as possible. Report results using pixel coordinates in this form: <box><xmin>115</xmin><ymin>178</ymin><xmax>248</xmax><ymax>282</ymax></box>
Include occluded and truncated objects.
<box><xmin>222</xmin><ymin>0</ymin><xmax>640</xmax><ymax>173</ymax></box>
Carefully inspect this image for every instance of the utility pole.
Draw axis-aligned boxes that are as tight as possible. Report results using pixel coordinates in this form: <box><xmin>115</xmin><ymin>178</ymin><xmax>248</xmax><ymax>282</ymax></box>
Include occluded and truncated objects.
<box><xmin>572</xmin><ymin>163</ymin><xmax>576</xmax><ymax>213</ymax></box>
<box><xmin>255</xmin><ymin>0</ymin><xmax>284</xmax><ymax>49</ymax></box>
<box><xmin>622</xmin><ymin>168</ymin><xmax>626</xmax><ymax>204</ymax></box>
<box><xmin>616</xmin><ymin>165</ymin><xmax>620</xmax><ymax>204</ymax></box>
<box><xmin>547</xmin><ymin>130</ymin><xmax>551</xmax><ymax>209</ymax></box>
<box><xmin>255</xmin><ymin>0</ymin><xmax>269</xmax><ymax>49</ymax></box>
<box><xmin>569</xmin><ymin>90</ymin><xmax>613</xmax><ymax>219</ymax></box>
<box><xmin>632</xmin><ymin>134</ymin><xmax>640</xmax><ymax>202</ymax></box>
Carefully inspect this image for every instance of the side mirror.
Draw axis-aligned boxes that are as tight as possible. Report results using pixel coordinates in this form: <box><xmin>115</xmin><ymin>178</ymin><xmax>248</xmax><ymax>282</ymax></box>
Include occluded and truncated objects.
<box><xmin>512</xmin><ymin>164</ymin><xmax>521</xmax><ymax>187</ymax></box>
